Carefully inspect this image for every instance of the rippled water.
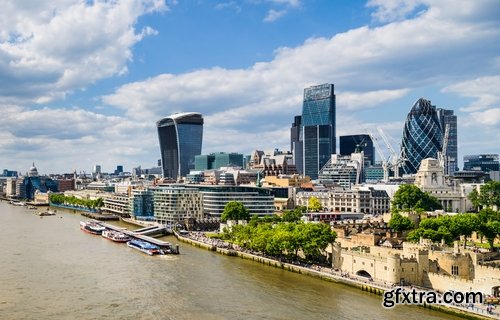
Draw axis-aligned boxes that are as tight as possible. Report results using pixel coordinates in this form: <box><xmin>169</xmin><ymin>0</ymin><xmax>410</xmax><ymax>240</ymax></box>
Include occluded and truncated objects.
<box><xmin>0</xmin><ymin>202</ymin><xmax>460</xmax><ymax>320</ymax></box>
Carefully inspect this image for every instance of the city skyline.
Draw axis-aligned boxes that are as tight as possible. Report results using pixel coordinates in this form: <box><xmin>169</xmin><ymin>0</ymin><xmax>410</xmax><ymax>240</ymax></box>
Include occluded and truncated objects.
<box><xmin>0</xmin><ymin>1</ymin><xmax>499</xmax><ymax>174</ymax></box>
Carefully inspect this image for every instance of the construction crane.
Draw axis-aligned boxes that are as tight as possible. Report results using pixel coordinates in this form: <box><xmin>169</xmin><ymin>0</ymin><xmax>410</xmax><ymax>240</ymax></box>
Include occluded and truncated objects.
<box><xmin>438</xmin><ymin>124</ymin><xmax>450</xmax><ymax>175</ymax></box>
<box><xmin>377</xmin><ymin>128</ymin><xmax>407</xmax><ymax>178</ymax></box>
<box><xmin>367</xmin><ymin>131</ymin><xmax>390</xmax><ymax>182</ymax></box>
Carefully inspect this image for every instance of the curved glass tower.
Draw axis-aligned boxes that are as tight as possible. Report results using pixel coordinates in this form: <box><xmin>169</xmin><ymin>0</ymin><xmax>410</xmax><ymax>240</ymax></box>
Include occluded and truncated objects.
<box><xmin>401</xmin><ymin>98</ymin><xmax>443</xmax><ymax>174</ymax></box>
<box><xmin>157</xmin><ymin>112</ymin><xmax>203</xmax><ymax>180</ymax></box>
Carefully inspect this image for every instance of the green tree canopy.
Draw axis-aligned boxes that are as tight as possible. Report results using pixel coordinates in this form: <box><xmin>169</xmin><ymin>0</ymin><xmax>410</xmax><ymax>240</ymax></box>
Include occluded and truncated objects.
<box><xmin>221</xmin><ymin>201</ymin><xmax>250</xmax><ymax>222</ymax></box>
<box><xmin>478</xmin><ymin>181</ymin><xmax>500</xmax><ymax>209</ymax></box>
<box><xmin>388</xmin><ymin>212</ymin><xmax>414</xmax><ymax>232</ymax></box>
<box><xmin>392</xmin><ymin>184</ymin><xmax>442</xmax><ymax>212</ymax></box>
<box><xmin>308</xmin><ymin>197</ymin><xmax>322</xmax><ymax>212</ymax></box>
<box><xmin>281</xmin><ymin>208</ymin><xmax>303</xmax><ymax>222</ymax></box>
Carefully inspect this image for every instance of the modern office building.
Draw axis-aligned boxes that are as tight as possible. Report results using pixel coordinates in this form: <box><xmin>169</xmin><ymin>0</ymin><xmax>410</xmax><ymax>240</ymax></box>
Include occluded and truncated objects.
<box><xmin>129</xmin><ymin>189</ymin><xmax>155</xmax><ymax>220</ymax></box>
<box><xmin>92</xmin><ymin>165</ymin><xmax>101</xmax><ymax>176</ymax></box>
<box><xmin>463</xmin><ymin>154</ymin><xmax>499</xmax><ymax>172</ymax></box>
<box><xmin>157</xmin><ymin>112</ymin><xmax>204</xmax><ymax>180</ymax></box>
<box><xmin>153</xmin><ymin>186</ymin><xmax>203</xmax><ymax>224</ymax></box>
<box><xmin>290</xmin><ymin>115</ymin><xmax>303</xmax><ymax>174</ymax></box>
<box><xmin>184</xmin><ymin>185</ymin><xmax>275</xmax><ymax>218</ymax></box>
<box><xmin>401</xmin><ymin>98</ymin><xmax>443</xmax><ymax>174</ymax></box>
<box><xmin>318</xmin><ymin>153</ymin><xmax>364</xmax><ymax>188</ymax></box>
<box><xmin>339</xmin><ymin>134</ymin><xmax>375</xmax><ymax>166</ymax></box>
<box><xmin>436</xmin><ymin>108</ymin><xmax>458</xmax><ymax>175</ymax></box>
<box><xmin>194</xmin><ymin>152</ymin><xmax>243</xmax><ymax>171</ymax></box>
<box><xmin>291</xmin><ymin>83</ymin><xmax>336</xmax><ymax>179</ymax></box>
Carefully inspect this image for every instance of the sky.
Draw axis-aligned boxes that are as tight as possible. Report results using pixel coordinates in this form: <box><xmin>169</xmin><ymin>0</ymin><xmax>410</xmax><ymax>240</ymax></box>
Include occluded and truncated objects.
<box><xmin>0</xmin><ymin>0</ymin><xmax>499</xmax><ymax>175</ymax></box>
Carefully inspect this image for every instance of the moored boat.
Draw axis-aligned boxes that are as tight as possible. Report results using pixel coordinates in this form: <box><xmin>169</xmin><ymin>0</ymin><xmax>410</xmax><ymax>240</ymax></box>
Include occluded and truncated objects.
<box><xmin>127</xmin><ymin>239</ymin><xmax>163</xmax><ymax>255</ymax></box>
<box><xmin>102</xmin><ymin>230</ymin><xmax>130</xmax><ymax>243</ymax></box>
<box><xmin>80</xmin><ymin>220</ymin><xmax>106</xmax><ymax>235</ymax></box>
<box><xmin>38</xmin><ymin>210</ymin><xmax>56</xmax><ymax>216</ymax></box>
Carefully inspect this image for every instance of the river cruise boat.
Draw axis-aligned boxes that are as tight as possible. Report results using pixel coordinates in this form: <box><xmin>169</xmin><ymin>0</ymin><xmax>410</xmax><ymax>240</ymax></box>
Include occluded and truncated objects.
<box><xmin>127</xmin><ymin>239</ymin><xmax>163</xmax><ymax>256</ymax></box>
<box><xmin>80</xmin><ymin>221</ymin><xmax>106</xmax><ymax>235</ymax></box>
<box><xmin>102</xmin><ymin>230</ymin><xmax>130</xmax><ymax>243</ymax></box>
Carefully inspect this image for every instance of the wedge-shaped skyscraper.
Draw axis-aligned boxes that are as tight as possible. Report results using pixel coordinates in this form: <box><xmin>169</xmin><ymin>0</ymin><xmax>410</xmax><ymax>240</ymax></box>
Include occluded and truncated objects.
<box><xmin>157</xmin><ymin>112</ymin><xmax>203</xmax><ymax>180</ymax></box>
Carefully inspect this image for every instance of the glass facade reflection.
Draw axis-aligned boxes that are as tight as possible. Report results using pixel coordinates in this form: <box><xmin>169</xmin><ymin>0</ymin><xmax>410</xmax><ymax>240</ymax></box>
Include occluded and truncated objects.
<box><xmin>157</xmin><ymin>113</ymin><xmax>203</xmax><ymax>180</ymax></box>
<box><xmin>300</xmin><ymin>84</ymin><xmax>336</xmax><ymax>179</ymax></box>
<box><xmin>401</xmin><ymin>98</ymin><xmax>443</xmax><ymax>174</ymax></box>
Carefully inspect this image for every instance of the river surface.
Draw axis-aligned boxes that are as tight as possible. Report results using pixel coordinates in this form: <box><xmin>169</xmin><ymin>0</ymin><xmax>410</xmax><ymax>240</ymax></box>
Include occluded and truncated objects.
<box><xmin>0</xmin><ymin>201</ymin><xmax>460</xmax><ymax>320</ymax></box>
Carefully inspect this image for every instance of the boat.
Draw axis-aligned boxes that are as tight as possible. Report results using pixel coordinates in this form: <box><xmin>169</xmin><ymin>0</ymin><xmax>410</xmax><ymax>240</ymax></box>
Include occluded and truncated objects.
<box><xmin>10</xmin><ymin>201</ymin><xmax>26</xmax><ymax>206</ymax></box>
<box><xmin>102</xmin><ymin>230</ymin><xmax>130</xmax><ymax>243</ymax></box>
<box><xmin>80</xmin><ymin>221</ymin><xmax>106</xmax><ymax>235</ymax></box>
<box><xmin>126</xmin><ymin>239</ymin><xmax>163</xmax><ymax>255</ymax></box>
<box><xmin>38</xmin><ymin>210</ymin><xmax>56</xmax><ymax>216</ymax></box>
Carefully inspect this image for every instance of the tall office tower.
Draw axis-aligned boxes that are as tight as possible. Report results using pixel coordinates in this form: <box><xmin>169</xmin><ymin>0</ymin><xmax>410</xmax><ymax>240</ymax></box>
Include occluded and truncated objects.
<box><xmin>401</xmin><ymin>98</ymin><xmax>443</xmax><ymax>174</ymax></box>
<box><xmin>290</xmin><ymin>115</ymin><xmax>303</xmax><ymax>174</ymax></box>
<box><xmin>92</xmin><ymin>165</ymin><xmax>101</xmax><ymax>175</ymax></box>
<box><xmin>157</xmin><ymin>112</ymin><xmax>203</xmax><ymax>180</ymax></box>
<box><xmin>436</xmin><ymin>108</ymin><xmax>458</xmax><ymax>175</ymax></box>
<box><xmin>339</xmin><ymin>134</ymin><xmax>375</xmax><ymax>165</ymax></box>
<box><xmin>300</xmin><ymin>83</ymin><xmax>336</xmax><ymax>179</ymax></box>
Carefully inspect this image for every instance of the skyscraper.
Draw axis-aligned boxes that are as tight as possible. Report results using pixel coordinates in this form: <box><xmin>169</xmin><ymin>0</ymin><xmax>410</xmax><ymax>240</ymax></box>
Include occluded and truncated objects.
<box><xmin>157</xmin><ymin>112</ymin><xmax>203</xmax><ymax>180</ymax></box>
<box><xmin>401</xmin><ymin>98</ymin><xmax>443</xmax><ymax>174</ymax></box>
<box><xmin>299</xmin><ymin>83</ymin><xmax>336</xmax><ymax>179</ymax></box>
<box><xmin>290</xmin><ymin>115</ymin><xmax>302</xmax><ymax>174</ymax></box>
<box><xmin>436</xmin><ymin>108</ymin><xmax>458</xmax><ymax>175</ymax></box>
<box><xmin>339</xmin><ymin>134</ymin><xmax>375</xmax><ymax>165</ymax></box>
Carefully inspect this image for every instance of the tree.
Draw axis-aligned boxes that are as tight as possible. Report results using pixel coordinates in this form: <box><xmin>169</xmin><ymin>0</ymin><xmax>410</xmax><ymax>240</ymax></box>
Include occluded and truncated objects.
<box><xmin>477</xmin><ymin>208</ymin><xmax>500</xmax><ymax>251</ymax></box>
<box><xmin>308</xmin><ymin>197</ymin><xmax>322</xmax><ymax>212</ymax></box>
<box><xmin>478</xmin><ymin>181</ymin><xmax>500</xmax><ymax>209</ymax></box>
<box><xmin>453</xmin><ymin>214</ymin><xmax>480</xmax><ymax>248</ymax></box>
<box><xmin>281</xmin><ymin>209</ymin><xmax>303</xmax><ymax>222</ymax></box>
<box><xmin>388</xmin><ymin>212</ymin><xmax>414</xmax><ymax>232</ymax></box>
<box><xmin>468</xmin><ymin>188</ymin><xmax>481</xmax><ymax>212</ymax></box>
<box><xmin>221</xmin><ymin>201</ymin><xmax>250</xmax><ymax>222</ymax></box>
<box><xmin>392</xmin><ymin>184</ymin><xmax>442</xmax><ymax>212</ymax></box>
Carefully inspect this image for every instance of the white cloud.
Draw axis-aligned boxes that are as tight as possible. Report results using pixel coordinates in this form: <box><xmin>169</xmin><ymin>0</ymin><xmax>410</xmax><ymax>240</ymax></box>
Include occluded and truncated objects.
<box><xmin>443</xmin><ymin>75</ymin><xmax>500</xmax><ymax>113</ymax></box>
<box><xmin>0</xmin><ymin>0</ymin><xmax>167</xmax><ymax>103</ymax></box>
<box><xmin>367</xmin><ymin>0</ymin><xmax>425</xmax><ymax>22</ymax></box>
<box><xmin>264</xmin><ymin>9</ymin><xmax>287</xmax><ymax>22</ymax></box>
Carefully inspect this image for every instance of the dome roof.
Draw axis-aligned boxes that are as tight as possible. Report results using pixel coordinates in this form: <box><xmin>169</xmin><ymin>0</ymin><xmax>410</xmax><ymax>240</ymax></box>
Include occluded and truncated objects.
<box><xmin>28</xmin><ymin>162</ymin><xmax>38</xmax><ymax>177</ymax></box>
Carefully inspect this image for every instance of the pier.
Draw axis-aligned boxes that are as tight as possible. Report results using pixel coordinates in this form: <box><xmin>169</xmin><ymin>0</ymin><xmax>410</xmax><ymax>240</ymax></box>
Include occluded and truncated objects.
<box><xmin>97</xmin><ymin>222</ymin><xmax>179</xmax><ymax>254</ymax></box>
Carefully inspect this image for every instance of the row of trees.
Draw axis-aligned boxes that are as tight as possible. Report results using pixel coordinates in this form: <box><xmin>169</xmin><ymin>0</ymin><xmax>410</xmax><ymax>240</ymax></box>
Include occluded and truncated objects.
<box><xmin>50</xmin><ymin>194</ymin><xmax>104</xmax><ymax>210</ymax></box>
<box><xmin>388</xmin><ymin>183</ymin><xmax>500</xmax><ymax>250</ymax></box>
<box><xmin>220</xmin><ymin>201</ymin><xmax>336</xmax><ymax>262</ymax></box>
<box><xmin>222</xmin><ymin>218</ymin><xmax>337</xmax><ymax>262</ymax></box>
<box><xmin>405</xmin><ymin>209</ymin><xmax>500</xmax><ymax>249</ymax></box>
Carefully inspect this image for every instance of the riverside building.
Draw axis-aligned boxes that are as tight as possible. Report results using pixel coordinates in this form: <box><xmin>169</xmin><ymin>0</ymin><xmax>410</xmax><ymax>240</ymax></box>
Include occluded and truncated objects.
<box><xmin>184</xmin><ymin>185</ymin><xmax>275</xmax><ymax>218</ymax></box>
<box><xmin>153</xmin><ymin>186</ymin><xmax>203</xmax><ymax>225</ymax></box>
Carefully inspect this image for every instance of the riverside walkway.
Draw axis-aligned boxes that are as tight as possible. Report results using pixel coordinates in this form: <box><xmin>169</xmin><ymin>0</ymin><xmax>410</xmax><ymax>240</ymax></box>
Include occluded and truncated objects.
<box><xmin>176</xmin><ymin>231</ymin><xmax>499</xmax><ymax>320</ymax></box>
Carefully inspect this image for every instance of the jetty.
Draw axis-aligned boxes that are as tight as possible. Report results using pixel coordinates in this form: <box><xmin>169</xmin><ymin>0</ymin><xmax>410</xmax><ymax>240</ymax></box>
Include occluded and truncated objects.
<box><xmin>97</xmin><ymin>222</ymin><xmax>179</xmax><ymax>254</ymax></box>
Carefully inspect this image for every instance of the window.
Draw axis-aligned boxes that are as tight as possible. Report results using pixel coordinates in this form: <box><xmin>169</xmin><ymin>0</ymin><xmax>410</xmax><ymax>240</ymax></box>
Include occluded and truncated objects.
<box><xmin>451</xmin><ymin>265</ymin><xmax>459</xmax><ymax>275</ymax></box>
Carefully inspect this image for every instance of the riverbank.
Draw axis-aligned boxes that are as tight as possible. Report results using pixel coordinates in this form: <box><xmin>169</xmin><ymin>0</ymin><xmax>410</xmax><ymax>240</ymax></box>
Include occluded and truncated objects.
<box><xmin>174</xmin><ymin>231</ymin><xmax>497</xmax><ymax>320</ymax></box>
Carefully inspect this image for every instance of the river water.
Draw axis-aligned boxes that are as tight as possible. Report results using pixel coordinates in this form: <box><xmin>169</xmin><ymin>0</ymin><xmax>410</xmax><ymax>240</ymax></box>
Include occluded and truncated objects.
<box><xmin>0</xmin><ymin>202</ymin><xmax>460</xmax><ymax>320</ymax></box>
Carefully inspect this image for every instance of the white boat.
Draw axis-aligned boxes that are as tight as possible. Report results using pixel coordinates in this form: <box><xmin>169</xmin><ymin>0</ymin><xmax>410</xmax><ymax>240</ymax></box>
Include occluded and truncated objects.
<box><xmin>102</xmin><ymin>230</ymin><xmax>130</xmax><ymax>243</ymax></box>
<box><xmin>80</xmin><ymin>221</ymin><xmax>106</xmax><ymax>235</ymax></box>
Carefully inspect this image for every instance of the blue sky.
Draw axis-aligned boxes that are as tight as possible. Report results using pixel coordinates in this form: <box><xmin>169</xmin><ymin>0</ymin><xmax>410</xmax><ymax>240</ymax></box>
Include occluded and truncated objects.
<box><xmin>0</xmin><ymin>0</ymin><xmax>499</xmax><ymax>174</ymax></box>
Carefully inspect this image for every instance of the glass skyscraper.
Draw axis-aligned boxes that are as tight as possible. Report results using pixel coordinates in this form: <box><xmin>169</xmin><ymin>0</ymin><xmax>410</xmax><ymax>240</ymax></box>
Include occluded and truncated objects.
<box><xmin>436</xmin><ymin>108</ymin><xmax>458</xmax><ymax>175</ymax></box>
<box><xmin>339</xmin><ymin>134</ymin><xmax>375</xmax><ymax>165</ymax></box>
<box><xmin>295</xmin><ymin>83</ymin><xmax>336</xmax><ymax>180</ymax></box>
<box><xmin>157</xmin><ymin>112</ymin><xmax>203</xmax><ymax>180</ymax></box>
<box><xmin>401</xmin><ymin>98</ymin><xmax>443</xmax><ymax>174</ymax></box>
